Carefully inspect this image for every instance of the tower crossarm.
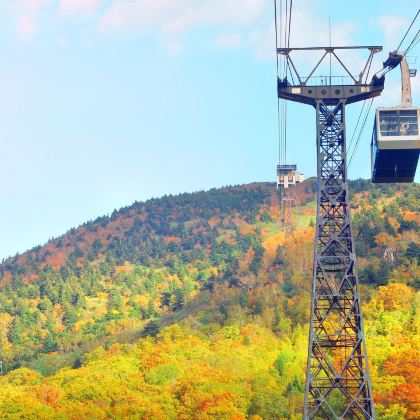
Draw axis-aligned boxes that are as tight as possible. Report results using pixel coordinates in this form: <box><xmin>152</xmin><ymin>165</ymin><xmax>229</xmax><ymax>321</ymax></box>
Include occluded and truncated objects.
<box><xmin>277</xmin><ymin>46</ymin><xmax>384</xmax><ymax>106</ymax></box>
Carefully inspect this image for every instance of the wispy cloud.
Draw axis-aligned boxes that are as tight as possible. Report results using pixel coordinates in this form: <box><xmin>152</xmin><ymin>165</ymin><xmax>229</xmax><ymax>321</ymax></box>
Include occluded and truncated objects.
<box><xmin>373</xmin><ymin>16</ymin><xmax>408</xmax><ymax>51</ymax></box>
<box><xmin>8</xmin><ymin>0</ymin><xmax>269</xmax><ymax>50</ymax></box>
<box><xmin>98</xmin><ymin>0</ymin><xmax>267</xmax><ymax>35</ymax></box>
<box><xmin>4</xmin><ymin>0</ymin><xmax>416</xmax><ymax>82</ymax></box>
<box><xmin>248</xmin><ymin>0</ymin><xmax>358</xmax><ymax>70</ymax></box>
<box><xmin>214</xmin><ymin>32</ymin><xmax>243</xmax><ymax>49</ymax></box>
<box><xmin>59</xmin><ymin>0</ymin><xmax>105</xmax><ymax>19</ymax></box>
<box><xmin>13</xmin><ymin>0</ymin><xmax>52</xmax><ymax>40</ymax></box>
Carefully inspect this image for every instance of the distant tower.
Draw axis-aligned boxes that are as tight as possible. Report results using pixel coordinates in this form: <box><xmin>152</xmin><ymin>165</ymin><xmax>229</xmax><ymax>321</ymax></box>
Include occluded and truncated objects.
<box><xmin>277</xmin><ymin>164</ymin><xmax>304</xmax><ymax>227</ymax></box>
<box><xmin>276</xmin><ymin>164</ymin><xmax>305</xmax><ymax>190</ymax></box>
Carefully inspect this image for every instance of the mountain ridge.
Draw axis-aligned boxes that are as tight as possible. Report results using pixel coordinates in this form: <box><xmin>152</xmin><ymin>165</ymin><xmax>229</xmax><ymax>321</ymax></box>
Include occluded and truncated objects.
<box><xmin>0</xmin><ymin>180</ymin><xmax>315</xmax><ymax>283</ymax></box>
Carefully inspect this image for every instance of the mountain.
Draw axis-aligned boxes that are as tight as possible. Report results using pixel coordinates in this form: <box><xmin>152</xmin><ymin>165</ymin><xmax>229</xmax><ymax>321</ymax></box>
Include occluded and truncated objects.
<box><xmin>0</xmin><ymin>180</ymin><xmax>419</xmax><ymax>419</ymax></box>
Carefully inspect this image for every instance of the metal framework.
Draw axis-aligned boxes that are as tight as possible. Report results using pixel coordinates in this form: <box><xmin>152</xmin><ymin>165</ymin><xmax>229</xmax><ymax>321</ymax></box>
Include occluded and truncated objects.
<box><xmin>277</xmin><ymin>165</ymin><xmax>302</xmax><ymax>230</ymax></box>
<box><xmin>281</xmin><ymin>192</ymin><xmax>294</xmax><ymax>229</ymax></box>
<box><xmin>278</xmin><ymin>46</ymin><xmax>385</xmax><ymax>419</ymax></box>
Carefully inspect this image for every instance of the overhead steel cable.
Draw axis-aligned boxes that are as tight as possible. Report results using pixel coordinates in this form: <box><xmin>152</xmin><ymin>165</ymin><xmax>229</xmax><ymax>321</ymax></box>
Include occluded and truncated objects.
<box><xmin>372</xmin><ymin>9</ymin><xmax>420</xmax><ymax>78</ymax></box>
<box><xmin>348</xmin><ymin>99</ymin><xmax>374</xmax><ymax>168</ymax></box>
<box><xmin>396</xmin><ymin>8</ymin><xmax>419</xmax><ymax>52</ymax></box>
<box><xmin>404</xmin><ymin>29</ymin><xmax>420</xmax><ymax>56</ymax></box>
<box><xmin>274</xmin><ymin>0</ymin><xmax>286</xmax><ymax>167</ymax></box>
<box><xmin>284</xmin><ymin>0</ymin><xmax>292</xmax><ymax>164</ymax></box>
<box><xmin>274</xmin><ymin>0</ymin><xmax>294</xmax><ymax>167</ymax></box>
<box><xmin>287</xmin><ymin>0</ymin><xmax>293</xmax><ymax>49</ymax></box>
<box><xmin>281</xmin><ymin>0</ymin><xmax>287</xmax><ymax>165</ymax></box>
<box><xmin>348</xmin><ymin>99</ymin><xmax>368</xmax><ymax>154</ymax></box>
<box><xmin>406</xmin><ymin>37</ymin><xmax>420</xmax><ymax>55</ymax></box>
<box><xmin>283</xmin><ymin>2</ymin><xmax>286</xmax><ymax>167</ymax></box>
<box><xmin>283</xmin><ymin>0</ymin><xmax>289</xmax><ymax>79</ymax></box>
<box><xmin>274</xmin><ymin>0</ymin><xmax>282</xmax><ymax>165</ymax></box>
<box><xmin>274</xmin><ymin>0</ymin><xmax>280</xmax><ymax>77</ymax></box>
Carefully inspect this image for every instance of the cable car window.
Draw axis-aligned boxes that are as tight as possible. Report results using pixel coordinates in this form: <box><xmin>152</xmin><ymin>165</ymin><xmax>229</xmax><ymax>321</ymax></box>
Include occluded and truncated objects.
<box><xmin>399</xmin><ymin>110</ymin><xmax>418</xmax><ymax>135</ymax></box>
<box><xmin>379</xmin><ymin>111</ymin><xmax>399</xmax><ymax>136</ymax></box>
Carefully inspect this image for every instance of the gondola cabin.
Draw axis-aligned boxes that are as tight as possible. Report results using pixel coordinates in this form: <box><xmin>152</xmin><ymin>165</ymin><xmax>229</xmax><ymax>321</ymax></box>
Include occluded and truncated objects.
<box><xmin>371</xmin><ymin>107</ymin><xmax>420</xmax><ymax>182</ymax></box>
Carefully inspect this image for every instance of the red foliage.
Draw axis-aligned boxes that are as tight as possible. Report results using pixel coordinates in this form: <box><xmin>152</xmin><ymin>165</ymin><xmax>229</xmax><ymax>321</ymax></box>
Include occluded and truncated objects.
<box><xmin>383</xmin><ymin>349</ymin><xmax>420</xmax><ymax>383</ymax></box>
<box><xmin>383</xmin><ymin>384</ymin><xmax>420</xmax><ymax>419</ymax></box>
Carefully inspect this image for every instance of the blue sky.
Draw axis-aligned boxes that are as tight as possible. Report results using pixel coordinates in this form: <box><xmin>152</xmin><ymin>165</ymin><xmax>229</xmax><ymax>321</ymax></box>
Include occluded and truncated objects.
<box><xmin>0</xmin><ymin>0</ymin><xmax>419</xmax><ymax>260</ymax></box>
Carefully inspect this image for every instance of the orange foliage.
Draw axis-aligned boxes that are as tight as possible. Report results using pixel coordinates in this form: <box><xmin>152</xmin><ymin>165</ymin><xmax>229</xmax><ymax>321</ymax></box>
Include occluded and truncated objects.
<box><xmin>239</xmin><ymin>249</ymin><xmax>255</xmax><ymax>271</ymax></box>
<box><xmin>239</xmin><ymin>224</ymin><xmax>256</xmax><ymax>235</ymax></box>
<box><xmin>163</xmin><ymin>236</ymin><xmax>182</xmax><ymax>245</ymax></box>
<box><xmin>383</xmin><ymin>348</ymin><xmax>420</xmax><ymax>383</ymax></box>
<box><xmin>115</xmin><ymin>265</ymin><xmax>133</xmax><ymax>274</ymax></box>
<box><xmin>283</xmin><ymin>227</ymin><xmax>315</xmax><ymax>273</ymax></box>
<box><xmin>0</xmin><ymin>271</ymin><xmax>12</xmax><ymax>286</ymax></box>
<box><xmin>387</xmin><ymin>216</ymin><xmax>400</xmax><ymax>232</ymax></box>
<box><xmin>402</xmin><ymin>210</ymin><xmax>420</xmax><ymax>225</ymax></box>
<box><xmin>208</xmin><ymin>217</ymin><xmax>219</xmax><ymax>228</ymax></box>
<box><xmin>374</xmin><ymin>232</ymin><xmax>395</xmax><ymax>248</ymax></box>
<box><xmin>198</xmin><ymin>392</ymin><xmax>235</xmax><ymax>412</ymax></box>
<box><xmin>268</xmin><ymin>203</ymin><xmax>281</xmax><ymax>221</ymax></box>
<box><xmin>33</xmin><ymin>385</ymin><xmax>64</xmax><ymax>409</ymax></box>
<box><xmin>375</xmin><ymin>283</ymin><xmax>415</xmax><ymax>311</ymax></box>
<box><xmin>263</xmin><ymin>233</ymin><xmax>285</xmax><ymax>259</ymax></box>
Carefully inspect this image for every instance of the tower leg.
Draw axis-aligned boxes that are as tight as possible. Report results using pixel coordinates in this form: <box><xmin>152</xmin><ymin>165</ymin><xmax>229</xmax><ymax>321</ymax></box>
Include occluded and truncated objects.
<box><xmin>303</xmin><ymin>102</ymin><xmax>375</xmax><ymax>419</ymax></box>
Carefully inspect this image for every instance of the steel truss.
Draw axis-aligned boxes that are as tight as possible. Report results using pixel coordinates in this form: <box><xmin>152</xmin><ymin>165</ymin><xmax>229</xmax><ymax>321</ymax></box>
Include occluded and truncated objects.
<box><xmin>303</xmin><ymin>101</ymin><xmax>374</xmax><ymax>419</ymax></box>
<box><xmin>276</xmin><ymin>46</ymin><xmax>385</xmax><ymax>419</ymax></box>
<box><xmin>279</xmin><ymin>186</ymin><xmax>295</xmax><ymax>230</ymax></box>
<box><xmin>281</xmin><ymin>193</ymin><xmax>294</xmax><ymax>229</ymax></box>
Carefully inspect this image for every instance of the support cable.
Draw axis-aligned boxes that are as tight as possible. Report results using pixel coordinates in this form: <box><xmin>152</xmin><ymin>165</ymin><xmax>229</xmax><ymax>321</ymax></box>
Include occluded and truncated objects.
<box><xmin>287</xmin><ymin>0</ymin><xmax>293</xmax><ymax>49</ymax></box>
<box><xmin>274</xmin><ymin>0</ymin><xmax>294</xmax><ymax>167</ymax></box>
<box><xmin>396</xmin><ymin>9</ymin><xmax>419</xmax><ymax>52</ymax></box>
<box><xmin>348</xmin><ymin>100</ymin><xmax>368</xmax><ymax>154</ymax></box>
<box><xmin>373</xmin><ymin>9</ymin><xmax>419</xmax><ymax>78</ymax></box>
<box><xmin>285</xmin><ymin>0</ymin><xmax>292</xmax><ymax>164</ymax></box>
<box><xmin>274</xmin><ymin>0</ymin><xmax>280</xmax><ymax>77</ymax></box>
<box><xmin>348</xmin><ymin>99</ymin><xmax>374</xmax><ymax>168</ymax></box>
<box><xmin>282</xmin><ymin>0</ymin><xmax>289</xmax><ymax>165</ymax></box>
<box><xmin>404</xmin><ymin>29</ymin><xmax>420</xmax><ymax>56</ymax></box>
<box><xmin>274</xmin><ymin>0</ymin><xmax>282</xmax><ymax>165</ymax></box>
<box><xmin>284</xmin><ymin>0</ymin><xmax>289</xmax><ymax>79</ymax></box>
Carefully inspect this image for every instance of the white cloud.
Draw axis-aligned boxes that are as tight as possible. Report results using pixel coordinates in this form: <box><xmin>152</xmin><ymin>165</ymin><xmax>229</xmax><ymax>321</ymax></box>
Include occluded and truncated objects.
<box><xmin>289</xmin><ymin>1</ymin><xmax>355</xmax><ymax>47</ymax></box>
<box><xmin>249</xmin><ymin>24</ymin><xmax>275</xmax><ymax>59</ymax></box>
<box><xmin>376</xmin><ymin>67</ymin><xmax>420</xmax><ymax>108</ymax></box>
<box><xmin>99</xmin><ymin>0</ymin><xmax>189</xmax><ymax>33</ymax></box>
<box><xmin>97</xmin><ymin>0</ymin><xmax>268</xmax><ymax>55</ymax></box>
<box><xmin>99</xmin><ymin>0</ymin><xmax>267</xmax><ymax>35</ymax></box>
<box><xmin>7</xmin><ymin>0</ymin><xmax>416</xmax><ymax>83</ymax></box>
<box><xmin>282</xmin><ymin>0</ymin><xmax>360</xmax><ymax>76</ymax></box>
<box><xmin>247</xmin><ymin>0</ymin><xmax>362</xmax><ymax>80</ymax></box>
<box><xmin>374</xmin><ymin>16</ymin><xmax>408</xmax><ymax>52</ymax></box>
<box><xmin>13</xmin><ymin>0</ymin><xmax>52</xmax><ymax>40</ymax></box>
<box><xmin>214</xmin><ymin>32</ymin><xmax>243</xmax><ymax>49</ymax></box>
<box><xmin>59</xmin><ymin>0</ymin><xmax>105</xmax><ymax>19</ymax></box>
<box><xmin>167</xmin><ymin>41</ymin><xmax>182</xmax><ymax>56</ymax></box>
<box><xmin>372</xmin><ymin>15</ymin><xmax>419</xmax><ymax>108</ymax></box>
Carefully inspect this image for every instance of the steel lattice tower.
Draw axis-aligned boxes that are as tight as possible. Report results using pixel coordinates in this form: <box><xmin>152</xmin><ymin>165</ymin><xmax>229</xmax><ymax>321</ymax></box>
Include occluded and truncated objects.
<box><xmin>277</xmin><ymin>46</ymin><xmax>385</xmax><ymax>419</ymax></box>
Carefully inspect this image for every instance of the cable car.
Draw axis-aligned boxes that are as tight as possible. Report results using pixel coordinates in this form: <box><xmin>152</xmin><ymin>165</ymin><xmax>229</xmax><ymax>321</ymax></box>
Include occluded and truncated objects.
<box><xmin>371</xmin><ymin>55</ymin><xmax>420</xmax><ymax>183</ymax></box>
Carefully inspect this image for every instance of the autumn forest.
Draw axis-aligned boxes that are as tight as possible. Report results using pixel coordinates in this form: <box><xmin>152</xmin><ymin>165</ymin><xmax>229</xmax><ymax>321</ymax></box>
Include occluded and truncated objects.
<box><xmin>0</xmin><ymin>179</ymin><xmax>419</xmax><ymax>419</ymax></box>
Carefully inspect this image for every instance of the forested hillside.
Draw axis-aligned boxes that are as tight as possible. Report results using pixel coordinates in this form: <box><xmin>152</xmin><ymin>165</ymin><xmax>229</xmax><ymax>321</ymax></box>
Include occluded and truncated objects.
<box><xmin>0</xmin><ymin>180</ymin><xmax>418</xmax><ymax>419</ymax></box>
